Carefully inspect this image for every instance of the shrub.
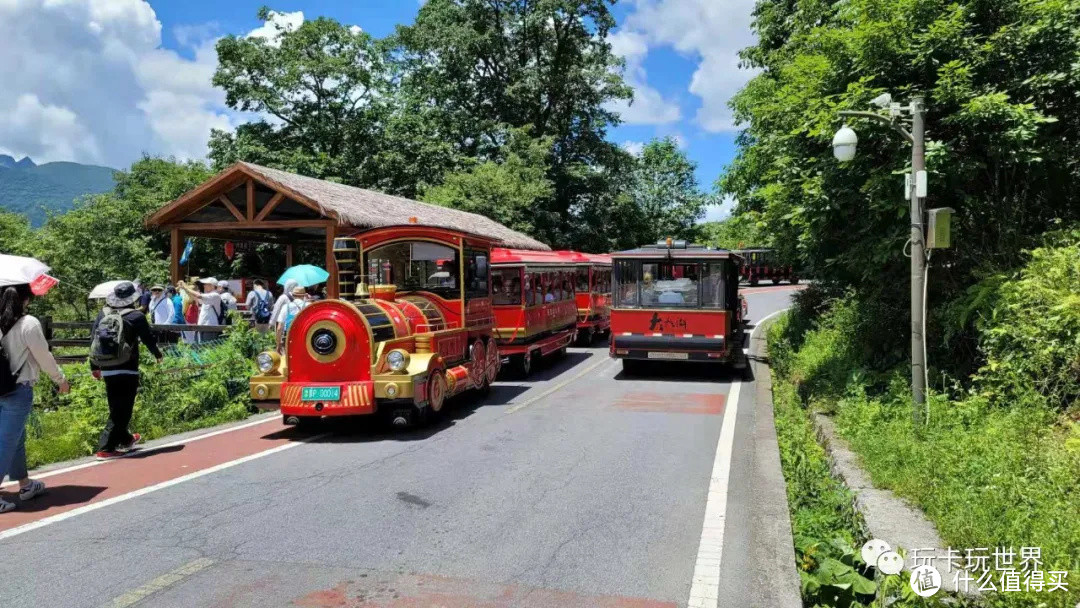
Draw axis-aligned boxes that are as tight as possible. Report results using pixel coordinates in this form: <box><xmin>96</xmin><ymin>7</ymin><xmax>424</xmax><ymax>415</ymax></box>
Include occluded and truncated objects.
<box><xmin>27</xmin><ymin>320</ymin><xmax>271</xmax><ymax>468</ymax></box>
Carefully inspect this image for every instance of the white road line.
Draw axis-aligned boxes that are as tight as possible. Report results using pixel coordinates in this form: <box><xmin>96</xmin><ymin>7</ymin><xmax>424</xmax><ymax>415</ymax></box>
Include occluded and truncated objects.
<box><xmin>0</xmin><ymin>433</ymin><xmax>327</xmax><ymax>542</ymax></box>
<box><xmin>504</xmin><ymin>355</ymin><xmax>614</xmax><ymax>414</ymax></box>
<box><xmin>2</xmin><ymin>415</ymin><xmax>279</xmax><ymax>489</ymax></box>
<box><xmin>687</xmin><ymin>306</ymin><xmax>789</xmax><ymax>608</ymax></box>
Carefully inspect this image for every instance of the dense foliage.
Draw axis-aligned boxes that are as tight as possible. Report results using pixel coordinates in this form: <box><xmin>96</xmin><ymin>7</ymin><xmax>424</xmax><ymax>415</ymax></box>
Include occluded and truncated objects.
<box><xmin>724</xmin><ymin>0</ymin><xmax>1080</xmax><ymax>366</ymax></box>
<box><xmin>208</xmin><ymin>3</ymin><xmax>702</xmax><ymax>252</ymax></box>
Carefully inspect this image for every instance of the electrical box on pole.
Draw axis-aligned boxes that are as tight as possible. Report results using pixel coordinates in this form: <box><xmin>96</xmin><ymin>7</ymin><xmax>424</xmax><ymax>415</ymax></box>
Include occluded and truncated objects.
<box><xmin>927</xmin><ymin>208</ymin><xmax>955</xmax><ymax>249</ymax></box>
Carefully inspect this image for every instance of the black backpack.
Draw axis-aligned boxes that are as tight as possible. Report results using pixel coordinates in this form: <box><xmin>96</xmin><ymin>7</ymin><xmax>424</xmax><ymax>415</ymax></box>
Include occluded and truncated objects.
<box><xmin>0</xmin><ymin>339</ymin><xmax>18</xmax><ymax>396</ymax></box>
<box><xmin>90</xmin><ymin>307</ymin><xmax>136</xmax><ymax>368</ymax></box>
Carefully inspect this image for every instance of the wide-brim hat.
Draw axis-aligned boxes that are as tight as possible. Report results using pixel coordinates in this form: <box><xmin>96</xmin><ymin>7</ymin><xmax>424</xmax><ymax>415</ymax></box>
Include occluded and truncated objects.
<box><xmin>106</xmin><ymin>281</ymin><xmax>140</xmax><ymax>308</ymax></box>
<box><xmin>150</xmin><ymin>285</ymin><xmax>165</xmax><ymax>292</ymax></box>
<box><xmin>291</xmin><ymin>286</ymin><xmax>308</xmax><ymax>297</ymax></box>
<box><xmin>195</xmin><ymin>277</ymin><xmax>218</xmax><ymax>287</ymax></box>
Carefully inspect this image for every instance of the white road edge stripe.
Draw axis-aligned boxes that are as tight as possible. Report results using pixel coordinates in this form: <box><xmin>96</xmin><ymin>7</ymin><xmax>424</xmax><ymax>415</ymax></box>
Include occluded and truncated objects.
<box><xmin>0</xmin><ymin>432</ymin><xmax>328</xmax><ymax>542</ymax></box>
<box><xmin>1</xmin><ymin>415</ymin><xmax>279</xmax><ymax>489</ymax></box>
<box><xmin>687</xmin><ymin>308</ymin><xmax>789</xmax><ymax>608</ymax></box>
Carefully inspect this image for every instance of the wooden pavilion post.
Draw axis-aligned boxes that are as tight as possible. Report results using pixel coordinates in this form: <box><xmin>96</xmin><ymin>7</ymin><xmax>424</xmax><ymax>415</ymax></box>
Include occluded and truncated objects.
<box><xmin>245</xmin><ymin>178</ymin><xmax>255</xmax><ymax>220</ymax></box>
<box><xmin>325</xmin><ymin>223</ymin><xmax>338</xmax><ymax>299</ymax></box>
<box><xmin>170</xmin><ymin>228</ymin><xmax>181</xmax><ymax>284</ymax></box>
<box><xmin>286</xmin><ymin>243</ymin><xmax>294</xmax><ymax>267</ymax></box>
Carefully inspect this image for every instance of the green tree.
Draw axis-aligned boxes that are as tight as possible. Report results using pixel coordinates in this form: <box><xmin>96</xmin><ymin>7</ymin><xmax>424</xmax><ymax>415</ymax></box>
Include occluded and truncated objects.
<box><xmin>422</xmin><ymin>130</ymin><xmax>556</xmax><ymax>237</ymax></box>
<box><xmin>629</xmin><ymin>137</ymin><xmax>708</xmax><ymax>244</ymax></box>
<box><xmin>394</xmin><ymin>0</ymin><xmax>632</xmax><ymax>248</ymax></box>
<box><xmin>0</xmin><ymin>211</ymin><xmax>36</xmax><ymax>257</ymax></box>
<box><xmin>722</xmin><ymin>0</ymin><xmax>1080</xmax><ymax>362</ymax></box>
<box><xmin>699</xmin><ymin>210</ymin><xmax>767</xmax><ymax>251</ymax></box>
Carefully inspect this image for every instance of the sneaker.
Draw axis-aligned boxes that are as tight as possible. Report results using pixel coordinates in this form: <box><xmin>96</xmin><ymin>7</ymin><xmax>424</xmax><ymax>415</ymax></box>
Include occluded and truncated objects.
<box><xmin>18</xmin><ymin>479</ymin><xmax>45</xmax><ymax>501</ymax></box>
<box><xmin>118</xmin><ymin>433</ymin><xmax>142</xmax><ymax>452</ymax></box>
<box><xmin>95</xmin><ymin>450</ymin><xmax>125</xmax><ymax>461</ymax></box>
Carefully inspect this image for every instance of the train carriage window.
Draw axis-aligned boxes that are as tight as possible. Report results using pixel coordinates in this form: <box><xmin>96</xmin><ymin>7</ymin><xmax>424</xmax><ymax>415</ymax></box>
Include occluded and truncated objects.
<box><xmin>364</xmin><ymin>241</ymin><xmax>459</xmax><ymax>300</ymax></box>
<box><xmin>576</xmin><ymin>268</ymin><xmax>590</xmax><ymax>292</ymax></box>
<box><xmin>492</xmin><ymin>268</ymin><xmax>521</xmax><ymax>305</ymax></box>
<box><xmin>641</xmin><ymin>262</ymin><xmax>700</xmax><ymax>308</ymax></box>
<box><xmin>561</xmin><ymin>272</ymin><xmax>572</xmax><ymax>301</ymax></box>
<box><xmin>465</xmin><ymin>248</ymin><xmax>489</xmax><ymax>300</ymax></box>
<box><xmin>531</xmin><ymin>273</ymin><xmax>542</xmax><ymax>306</ymax></box>
<box><xmin>701</xmin><ymin>262</ymin><xmax>727</xmax><ymax>309</ymax></box>
<box><xmin>614</xmin><ymin>260</ymin><xmax>639</xmax><ymax>307</ymax></box>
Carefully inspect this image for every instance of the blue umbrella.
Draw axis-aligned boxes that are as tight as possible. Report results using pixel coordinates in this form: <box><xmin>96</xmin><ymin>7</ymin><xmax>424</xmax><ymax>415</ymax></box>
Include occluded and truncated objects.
<box><xmin>277</xmin><ymin>264</ymin><xmax>330</xmax><ymax>288</ymax></box>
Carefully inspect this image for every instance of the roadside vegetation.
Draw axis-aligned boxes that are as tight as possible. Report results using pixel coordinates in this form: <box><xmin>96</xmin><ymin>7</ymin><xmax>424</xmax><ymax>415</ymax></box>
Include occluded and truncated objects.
<box><xmin>27</xmin><ymin>320</ymin><xmax>270</xmax><ymax>468</ymax></box>
<box><xmin>768</xmin><ymin>232</ymin><xmax>1080</xmax><ymax>608</ymax></box>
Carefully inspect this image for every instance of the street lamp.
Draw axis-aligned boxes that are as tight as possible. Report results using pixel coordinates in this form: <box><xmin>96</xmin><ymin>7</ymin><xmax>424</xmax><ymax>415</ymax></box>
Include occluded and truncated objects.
<box><xmin>833</xmin><ymin>96</ymin><xmax>928</xmax><ymax>427</ymax></box>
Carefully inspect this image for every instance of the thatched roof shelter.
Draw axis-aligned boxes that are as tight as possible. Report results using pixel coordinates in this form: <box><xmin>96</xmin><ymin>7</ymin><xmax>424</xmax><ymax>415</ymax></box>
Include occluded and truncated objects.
<box><xmin>146</xmin><ymin>162</ymin><xmax>549</xmax><ymax>297</ymax></box>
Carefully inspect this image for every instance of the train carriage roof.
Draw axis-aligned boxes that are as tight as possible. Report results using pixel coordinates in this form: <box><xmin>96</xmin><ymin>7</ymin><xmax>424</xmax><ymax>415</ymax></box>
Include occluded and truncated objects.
<box><xmin>612</xmin><ymin>242</ymin><xmax>739</xmax><ymax>260</ymax></box>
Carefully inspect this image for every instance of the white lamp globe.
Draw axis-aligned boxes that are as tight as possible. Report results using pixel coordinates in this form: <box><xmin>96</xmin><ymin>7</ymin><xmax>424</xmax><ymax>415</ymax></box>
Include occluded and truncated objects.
<box><xmin>832</xmin><ymin>125</ymin><xmax>858</xmax><ymax>162</ymax></box>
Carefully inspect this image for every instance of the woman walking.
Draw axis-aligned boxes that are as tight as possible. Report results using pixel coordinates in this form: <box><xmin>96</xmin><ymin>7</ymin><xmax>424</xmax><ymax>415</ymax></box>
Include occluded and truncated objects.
<box><xmin>0</xmin><ymin>284</ymin><xmax>69</xmax><ymax>513</ymax></box>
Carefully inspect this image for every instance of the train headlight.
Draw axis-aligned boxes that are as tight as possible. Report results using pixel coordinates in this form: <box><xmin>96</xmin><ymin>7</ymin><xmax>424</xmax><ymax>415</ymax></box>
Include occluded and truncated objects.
<box><xmin>256</xmin><ymin>351</ymin><xmax>280</xmax><ymax>374</ymax></box>
<box><xmin>387</xmin><ymin>349</ymin><xmax>410</xmax><ymax>372</ymax></box>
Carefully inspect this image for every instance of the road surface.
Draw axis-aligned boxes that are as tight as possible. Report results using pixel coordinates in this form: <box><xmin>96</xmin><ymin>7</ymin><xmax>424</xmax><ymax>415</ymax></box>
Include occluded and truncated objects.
<box><xmin>0</xmin><ymin>286</ymin><xmax>799</xmax><ymax>608</ymax></box>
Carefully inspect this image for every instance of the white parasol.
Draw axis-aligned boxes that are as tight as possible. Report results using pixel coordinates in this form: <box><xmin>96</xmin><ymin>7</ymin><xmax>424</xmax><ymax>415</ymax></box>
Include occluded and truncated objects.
<box><xmin>88</xmin><ymin>280</ymin><xmax>130</xmax><ymax>300</ymax></box>
<box><xmin>0</xmin><ymin>254</ymin><xmax>58</xmax><ymax>295</ymax></box>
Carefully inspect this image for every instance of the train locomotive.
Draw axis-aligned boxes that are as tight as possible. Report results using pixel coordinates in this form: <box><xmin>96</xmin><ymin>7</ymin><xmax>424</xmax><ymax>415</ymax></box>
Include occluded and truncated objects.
<box><xmin>249</xmin><ymin>226</ymin><xmax>501</xmax><ymax>426</ymax></box>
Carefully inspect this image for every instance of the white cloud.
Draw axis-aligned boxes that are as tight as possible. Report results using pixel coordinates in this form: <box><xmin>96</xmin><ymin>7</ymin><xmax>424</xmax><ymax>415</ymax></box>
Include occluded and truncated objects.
<box><xmin>701</xmin><ymin>193</ymin><xmax>737</xmax><ymax>222</ymax></box>
<box><xmin>617</xmin><ymin>0</ymin><xmax>757</xmax><ymax>132</ymax></box>
<box><xmin>246</xmin><ymin>10</ymin><xmax>304</xmax><ymax>47</ymax></box>
<box><xmin>621</xmin><ymin>141</ymin><xmax>646</xmax><ymax>156</ymax></box>
<box><xmin>606</xmin><ymin>30</ymin><xmax>681</xmax><ymax>125</ymax></box>
<box><xmin>0</xmin><ymin>0</ymin><xmax>241</xmax><ymax>167</ymax></box>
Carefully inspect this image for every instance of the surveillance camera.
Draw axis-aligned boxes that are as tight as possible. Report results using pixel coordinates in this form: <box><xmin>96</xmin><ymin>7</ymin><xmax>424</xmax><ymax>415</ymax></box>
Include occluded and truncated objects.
<box><xmin>870</xmin><ymin>93</ymin><xmax>893</xmax><ymax>108</ymax></box>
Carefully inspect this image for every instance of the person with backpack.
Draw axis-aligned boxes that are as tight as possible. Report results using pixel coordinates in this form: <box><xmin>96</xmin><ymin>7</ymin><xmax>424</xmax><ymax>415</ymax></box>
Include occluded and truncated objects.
<box><xmin>177</xmin><ymin>277</ymin><xmax>224</xmax><ymax>343</ymax></box>
<box><xmin>147</xmin><ymin>285</ymin><xmax>174</xmax><ymax>326</ymax></box>
<box><xmin>90</xmin><ymin>282</ymin><xmax>163</xmax><ymax>461</ymax></box>
<box><xmin>245</xmin><ymin>279</ymin><xmax>273</xmax><ymax>326</ymax></box>
<box><xmin>0</xmin><ymin>283</ymin><xmax>68</xmax><ymax>513</ymax></box>
<box><xmin>275</xmin><ymin>285</ymin><xmax>310</xmax><ymax>352</ymax></box>
<box><xmin>269</xmin><ymin>279</ymin><xmax>298</xmax><ymax>337</ymax></box>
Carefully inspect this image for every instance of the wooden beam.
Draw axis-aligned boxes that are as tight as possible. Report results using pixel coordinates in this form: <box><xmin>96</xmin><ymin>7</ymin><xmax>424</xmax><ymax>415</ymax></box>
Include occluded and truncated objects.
<box><xmin>326</xmin><ymin>225</ymin><xmax>338</xmax><ymax>299</ymax></box>
<box><xmin>254</xmin><ymin>192</ymin><xmax>286</xmax><ymax>222</ymax></box>
<box><xmin>170</xmin><ymin>228</ymin><xmax>181</xmax><ymax>284</ymax></box>
<box><xmin>217</xmin><ymin>195</ymin><xmax>246</xmax><ymax>222</ymax></box>
<box><xmin>286</xmin><ymin>243</ymin><xmax>295</xmax><ymax>267</ymax></box>
<box><xmin>167</xmin><ymin>219</ymin><xmax>333</xmax><ymax>230</ymax></box>
<box><xmin>177</xmin><ymin>229</ymin><xmax>295</xmax><ymax>245</ymax></box>
<box><xmin>246</xmin><ymin>178</ymin><xmax>255</xmax><ymax>220</ymax></box>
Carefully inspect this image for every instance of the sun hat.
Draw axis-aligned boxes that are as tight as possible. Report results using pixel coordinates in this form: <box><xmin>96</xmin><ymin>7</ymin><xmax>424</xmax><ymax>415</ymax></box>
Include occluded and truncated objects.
<box><xmin>106</xmin><ymin>281</ymin><xmax>140</xmax><ymax>308</ymax></box>
<box><xmin>196</xmin><ymin>277</ymin><xmax>218</xmax><ymax>287</ymax></box>
<box><xmin>291</xmin><ymin>285</ymin><xmax>308</xmax><ymax>298</ymax></box>
<box><xmin>150</xmin><ymin>285</ymin><xmax>165</xmax><ymax>292</ymax></box>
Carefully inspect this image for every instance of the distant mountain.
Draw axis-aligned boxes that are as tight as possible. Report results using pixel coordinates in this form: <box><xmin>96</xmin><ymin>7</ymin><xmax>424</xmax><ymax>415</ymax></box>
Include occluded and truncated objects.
<box><xmin>0</xmin><ymin>157</ymin><xmax>116</xmax><ymax>226</ymax></box>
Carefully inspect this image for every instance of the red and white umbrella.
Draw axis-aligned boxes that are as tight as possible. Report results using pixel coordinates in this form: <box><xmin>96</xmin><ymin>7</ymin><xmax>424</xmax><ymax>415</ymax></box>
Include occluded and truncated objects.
<box><xmin>0</xmin><ymin>254</ymin><xmax>59</xmax><ymax>296</ymax></box>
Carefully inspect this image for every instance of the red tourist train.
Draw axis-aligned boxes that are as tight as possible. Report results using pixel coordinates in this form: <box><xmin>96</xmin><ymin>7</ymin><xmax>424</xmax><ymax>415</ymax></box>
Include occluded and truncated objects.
<box><xmin>732</xmin><ymin>248</ymin><xmax>799</xmax><ymax>285</ymax></box>
<box><xmin>609</xmin><ymin>240</ymin><xmax>747</xmax><ymax>372</ymax></box>
<box><xmin>562</xmin><ymin>251</ymin><xmax>612</xmax><ymax>345</ymax></box>
<box><xmin>249</xmin><ymin>226</ymin><xmax>502</xmax><ymax>426</ymax></box>
<box><xmin>489</xmin><ymin>248</ymin><xmax>582</xmax><ymax>376</ymax></box>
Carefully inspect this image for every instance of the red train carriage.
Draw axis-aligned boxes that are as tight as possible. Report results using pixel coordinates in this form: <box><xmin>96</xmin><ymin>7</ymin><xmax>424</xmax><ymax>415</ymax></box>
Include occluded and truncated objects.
<box><xmin>249</xmin><ymin>226</ymin><xmax>502</xmax><ymax>426</ymax></box>
<box><xmin>490</xmin><ymin>248</ymin><xmax>579</xmax><ymax>376</ymax></box>
<box><xmin>559</xmin><ymin>251</ymin><xmax>612</xmax><ymax>344</ymax></box>
<box><xmin>609</xmin><ymin>240</ymin><xmax>747</xmax><ymax>372</ymax></box>
<box><xmin>732</xmin><ymin>248</ymin><xmax>799</xmax><ymax>285</ymax></box>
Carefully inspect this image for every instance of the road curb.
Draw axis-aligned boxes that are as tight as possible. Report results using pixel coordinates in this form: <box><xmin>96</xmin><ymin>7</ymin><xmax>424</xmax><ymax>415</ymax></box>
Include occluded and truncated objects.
<box><xmin>745</xmin><ymin>314</ymin><xmax>802</xmax><ymax>608</ymax></box>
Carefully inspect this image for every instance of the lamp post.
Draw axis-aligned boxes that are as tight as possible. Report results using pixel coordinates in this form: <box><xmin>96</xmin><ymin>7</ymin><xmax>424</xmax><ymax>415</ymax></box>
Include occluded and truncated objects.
<box><xmin>833</xmin><ymin>95</ymin><xmax>927</xmax><ymax>427</ymax></box>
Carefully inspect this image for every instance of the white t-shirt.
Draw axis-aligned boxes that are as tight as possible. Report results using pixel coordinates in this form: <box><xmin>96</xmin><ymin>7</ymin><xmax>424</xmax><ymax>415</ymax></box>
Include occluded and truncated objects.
<box><xmin>269</xmin><ymin>294</ymin><xmax>291</xmax><ymax>328</ymax></box>
<box><xmin>221</xmin><ymin>292</ymin><xmax>237</xmax><ymax>312</ymax></box>
<box><xmin>658</xmin><ymin>291</ymin><xmax>685</xmax><ymax>304</ymax></box>
<box><xmin>197</xmin><ymin>292</ymin><xmax>224</xmax><ymax>326</ymax></box>
<box><xmin>148</xmin><ymin>295</ymin><xmax>175</xmax><ymax>325</ymax></box>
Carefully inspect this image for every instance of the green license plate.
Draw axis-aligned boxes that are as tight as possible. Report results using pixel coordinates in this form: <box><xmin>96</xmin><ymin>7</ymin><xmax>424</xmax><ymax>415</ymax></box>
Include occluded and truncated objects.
<box><xmin>301</xmin><ymin>386</ymin><xmax>341</xmax><ymax>401</ymax></box>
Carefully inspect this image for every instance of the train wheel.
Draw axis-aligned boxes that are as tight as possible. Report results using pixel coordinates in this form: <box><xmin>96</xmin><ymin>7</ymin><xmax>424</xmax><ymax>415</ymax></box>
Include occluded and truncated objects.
<box><xmin>468</xmin><ymin>340</ymin><xmax>487</xmax><ymax>390</ymax></box>
<box><xmin>791</xmin><ymin>277</ymin><xmax>800</xmax><ymax>285</ymax></box>
<box><xmin>772</xmin><ymin>277</ymin><xmax>781</xmax><ymax>285</ymax></box>
<box><xmin>428</xmin><ymin>371</ymin><xmax>448</xmax><ymax>414</ymax></box>
<box><xmin>577</xmin><ymin>327</ymin><xmax>594</xmax><ymax>346</ymax></box>
<box><xmin>750</xmin><ymin>277</ymin><xmax>759</xmax><ymax>286</ymax></box>
<box><xmin>517</xmin><ymin>351</ymin><xmax>533</xmax><ymax>377</ymax></box>
<box><xmin>621</xmin><ymin>359</ymin><xmax>641</xmax><ymax>375</ymax></box>
<box><xmin>484</xmin><ymin>338</ymin><xmax>500</xmax><ymax>386</ymax></box>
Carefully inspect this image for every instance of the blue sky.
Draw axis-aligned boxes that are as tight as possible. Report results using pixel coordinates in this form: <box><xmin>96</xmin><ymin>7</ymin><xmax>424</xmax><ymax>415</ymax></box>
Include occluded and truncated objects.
<box><xmin>0</xmin><ymin>0</ymin><xmax>756</xmax><ymax>220</ymax></box>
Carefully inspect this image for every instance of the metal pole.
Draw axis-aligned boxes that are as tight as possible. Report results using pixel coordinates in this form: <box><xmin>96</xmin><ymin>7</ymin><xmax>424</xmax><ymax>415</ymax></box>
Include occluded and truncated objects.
<box><xmin>909</xmin><ymin>97</ymin><xmax>927</xmax><ymax>426</ymax></box>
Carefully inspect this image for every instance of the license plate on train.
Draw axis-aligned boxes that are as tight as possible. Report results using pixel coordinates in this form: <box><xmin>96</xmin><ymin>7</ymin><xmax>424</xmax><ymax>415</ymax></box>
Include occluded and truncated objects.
<box><xmin>301</xmin><ymin>386</ymin><xmax>341</xmax><ymax>401</ymax></box>
<box><xmin>647</xmin><ymin>352</ymin><xmax>688</xmax><ymax>360</ymax></box>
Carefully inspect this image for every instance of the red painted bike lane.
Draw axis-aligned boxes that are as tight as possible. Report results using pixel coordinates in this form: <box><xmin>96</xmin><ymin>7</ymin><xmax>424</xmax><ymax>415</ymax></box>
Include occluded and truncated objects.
<box><xmin>0</xmin><ymin>417</ymin><xmax>302</xmax><ymax>536</ymax></box>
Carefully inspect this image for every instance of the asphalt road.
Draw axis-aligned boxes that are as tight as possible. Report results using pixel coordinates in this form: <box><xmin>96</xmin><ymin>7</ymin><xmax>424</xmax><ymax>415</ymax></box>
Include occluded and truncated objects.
<box><xmin>0</xmin><ymin>286</ymin><xmax>798</xmax><ymax>608</ymax></box>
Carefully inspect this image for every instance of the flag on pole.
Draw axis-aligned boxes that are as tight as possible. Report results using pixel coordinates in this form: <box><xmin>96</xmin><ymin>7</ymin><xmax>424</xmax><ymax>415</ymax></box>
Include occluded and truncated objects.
<box><xmin>180</xmin><ymin>238</ymin><xmax>194</xmax><ymax>265</ymax></box>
